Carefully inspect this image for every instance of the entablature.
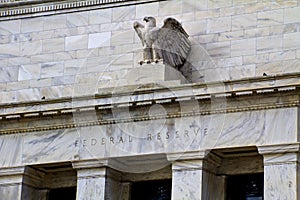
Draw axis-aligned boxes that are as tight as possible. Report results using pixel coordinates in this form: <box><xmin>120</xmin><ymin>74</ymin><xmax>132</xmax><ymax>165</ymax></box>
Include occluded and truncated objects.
<box><xmin>0</xmin><ymin>73</ymin><xmax>300</xmax><ymax>135</ymax></box>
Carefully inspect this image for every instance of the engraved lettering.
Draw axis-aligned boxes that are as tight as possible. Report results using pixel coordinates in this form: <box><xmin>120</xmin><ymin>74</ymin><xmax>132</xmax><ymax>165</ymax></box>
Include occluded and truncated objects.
<box><xmin>194</xmin><ymin>128</ymin><xmax>201</xmax><ymax>135</ymax></box>
<box><xmin>175</xmin><ymin>131</ymin><xmax>180</xmax><ymax>138</ymax></box>
<box><xmin>184</xmin><ymin>130</ymin><xmax>189</xmax><ymax>137</ymax></box>
<box><xmin>74</xmin><ymin>140</ymin><xmax>79</xmax><ymax>147</ymax></box>
<box><xmin>74</xmin><ymin>126</ymin><xmax>212</xmax><ymax>147</ymax></box>
<box><xmin>102</xmin><ymin>138</ymin><xmax>106</xmax><ymax>145</ymax></box>
<box><xmin>91</xmin><ymin>139</ymin><xmax>97</xmax><ymax>146</ymax></box>
<box><xmin>82</xmin><ymin>139</ymin><xmax>87</xmax><ymax>147</ymax></box>
<box><xmin>166</xmin><ymin>131</ymin><xmax>170</xmax><ymax>139</ymax></box>
<box><xmin>157</xmin><ymin>133</ymin><xmax>161</xmax><ymax>140</ymax></box>
<box><xmin>204</xmin><ymin>128</ymin><xmax>208</xmax><ymax>135</ymax></box>
<box><xmin>119</xmin><ymin>137</ymin><xmax>124</xmax><ymax>143</ymax></box>
<box><xmin>110</xmin><ymin>137</ymin><xmax>114</xmax><ymax>144</ymax></box>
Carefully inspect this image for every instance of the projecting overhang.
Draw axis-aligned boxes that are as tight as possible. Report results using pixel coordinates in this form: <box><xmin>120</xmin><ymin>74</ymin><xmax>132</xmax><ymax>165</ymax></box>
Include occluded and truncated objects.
<box><xmin>0</xmin><ymin>72</ymin><xmax>300</xmax><ymax>135</ymax></box>
<box><xmin>0</xmin><ymin>0</ymin><xmax>161</xmax><ymax>20</ymax></box>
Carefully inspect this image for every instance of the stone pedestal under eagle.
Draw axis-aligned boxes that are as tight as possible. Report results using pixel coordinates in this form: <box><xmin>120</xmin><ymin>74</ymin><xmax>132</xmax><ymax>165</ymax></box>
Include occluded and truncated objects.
<box><xmin>133</xmin><ymin>16</ymin><xmax>191</xmax><ymax>70</ymax></box>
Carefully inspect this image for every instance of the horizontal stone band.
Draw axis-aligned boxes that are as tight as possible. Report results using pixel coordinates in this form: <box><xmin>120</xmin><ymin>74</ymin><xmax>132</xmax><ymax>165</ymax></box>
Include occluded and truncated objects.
<box><xmin>0</xmin><ymin>0</ymin><xmax>158</xmax><ymax>19</ymax></box>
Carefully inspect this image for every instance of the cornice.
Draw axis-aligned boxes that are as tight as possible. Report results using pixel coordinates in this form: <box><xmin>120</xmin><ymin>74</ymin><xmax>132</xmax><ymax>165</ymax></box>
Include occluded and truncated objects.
<box><xmin>2</xmin><ymin>72</ymin><xmax>300</xmax><ymax>111</ymax></box>
<box><xmin>0</xmin><ymin>73</ymin><xmax>300</xmax><ymax>135</ymax></box>
<box><xmin>0</xmin><ymin>100</ymin><xmax>298</xmax><ymax>135</ymax></box>
<box><xmin>0</xmin><ymin>0</ymin><xmax>161</xmax><ymax>20</ymax></box>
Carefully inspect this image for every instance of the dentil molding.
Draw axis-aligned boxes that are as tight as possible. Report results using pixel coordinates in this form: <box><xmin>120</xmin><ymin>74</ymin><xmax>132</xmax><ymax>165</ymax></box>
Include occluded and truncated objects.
<box><xmin>0</xmin><ymin>0</ymin><xmax>160</xmax><ymax>20</ymax></box>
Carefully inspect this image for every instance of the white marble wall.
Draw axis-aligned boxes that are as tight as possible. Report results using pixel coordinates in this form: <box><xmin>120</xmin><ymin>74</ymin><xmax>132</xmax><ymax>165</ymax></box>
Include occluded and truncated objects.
<box><xmin>258</xmin><ymin>144</ymin><xmax>300</xmax><ymax>200</ymax></box>
<box><xmin>0</xmin><ymin>107</ymin><xmax>297</xmax><ymax>168</ymax></box>
<box><xmin>0</xmin><ymin>0</ymin><xmax>299</xmax><ymax>103</ymax></box>
<box><xmin>0</xmin><ymin>0</ymin><xmax>299</xmax><ymax>199</ymax></box>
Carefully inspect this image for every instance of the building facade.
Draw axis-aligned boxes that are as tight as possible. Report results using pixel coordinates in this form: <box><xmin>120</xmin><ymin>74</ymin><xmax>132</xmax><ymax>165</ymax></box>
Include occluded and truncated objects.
<box><xmin>0</xmin><ymin>0</ymin><xmax>300</xmax><ymax>199</ymax></box>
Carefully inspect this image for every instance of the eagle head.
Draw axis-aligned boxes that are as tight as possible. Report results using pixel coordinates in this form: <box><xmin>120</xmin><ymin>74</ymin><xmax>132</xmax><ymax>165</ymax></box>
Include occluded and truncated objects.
<box><xmin>143</xmin><ymin>16</ymin><xmax>156</xmax><ymax>27</ymax></box>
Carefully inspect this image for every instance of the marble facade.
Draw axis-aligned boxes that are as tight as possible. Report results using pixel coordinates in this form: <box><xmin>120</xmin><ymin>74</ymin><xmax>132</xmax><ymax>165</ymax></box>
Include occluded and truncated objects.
<box><xmin>0</xmin><ymin>0</ymin><xmax>300</xmax><ymax>199</ymax></box>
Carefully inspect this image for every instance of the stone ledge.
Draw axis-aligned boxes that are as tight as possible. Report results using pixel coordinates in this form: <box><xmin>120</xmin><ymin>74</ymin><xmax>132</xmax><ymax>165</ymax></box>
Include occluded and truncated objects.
<box><xmin>0</xmin><ymin>0</ymin><xmax>160</xmax><ymax>20</ymax></box>
<box><xmin>258</xmin><ymin>143</ymin><xmax>300</xmax><ymax>166</ymax></box>
<box><xmin>258</xmin><ymin>143</ymin><xmax>300</xmax><ymax>155</ymax></box>
<box><xmin>0</xmin><ymin>73</ymin><xmax>300</xmax><ymax>120</ymax></box>
<box><xmin>72</xmin><ymin>159</ymin><xmax>108</xmax><ymax>169</ymax></box>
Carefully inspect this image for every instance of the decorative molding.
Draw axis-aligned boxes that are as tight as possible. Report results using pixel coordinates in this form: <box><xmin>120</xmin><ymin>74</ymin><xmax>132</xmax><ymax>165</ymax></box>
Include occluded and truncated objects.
<box><xmin>258</xmin><ymin>143</ymin><xmax>300</xmax><ymax>166</ymax></box>
<box><xmin>1</xmin><ymin>72</ymin><xmax>300</xmax><ymax>117</ymax></box>
<box><xmin>168</xmin><ymin>150</ymin><xmax>222</xmax><ymax>172</ymax></box>
<box><xmin>0</xmin><ymin>73</ymin><xmax>300</xmax><ymax>135</ymax></box>
<box><xmin>72</xmin><ymin>159</ymin><xmax>108</xmax><ymax>169</ymax></box>
<box><xmin>0</xmin><ymin>166</ymin><xmax>25</xmax><ymax>176</ymax></box>
<box><xmin>0</xmin><ymin>101</ymin><xmax>298</xmax><ymax>135</ymax></box>
<box><xmin>167</xmin><ymin>150</ymin><xmax>209</xmax><ymax>162</ymax></box>
<box><xmin>0</xmin><ymin>0</ymin><xmax>160</xmax><ymax>20</ymax></box>
<box><xmin>258</xmin><ymin>143</ymin><xmax>300</xmax><ymax>155</ymax></box>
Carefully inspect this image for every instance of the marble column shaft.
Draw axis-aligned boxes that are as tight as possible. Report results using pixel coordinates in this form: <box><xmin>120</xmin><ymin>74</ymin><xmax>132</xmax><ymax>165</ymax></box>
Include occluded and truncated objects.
<box><xmin>0</xmin><ymin>166</ymin><xmax>24</xmax><ymax>200</ymax></box>
<box><xmin>72</xmin><ymin>159</ymin><xmax>124</xmax><ymax>200</ymax></box>
<box><xmin>168</xmin><ymin>151</ymin><xmax>224</xmax><ymax>200</ymax></box>
<box><xmin>258</xmin><ymin>143</ymin><xmax>300</xmax><ymax>200</ymax></box>
<box><xmin>73</xmin><ymin>160</ymin><xmax>108</xmax><ymax>200</ymax></box>
<box><xmin>0</xmin><ymin>166</ymin><xmax>46</xmax><ymax>200</ymax></box>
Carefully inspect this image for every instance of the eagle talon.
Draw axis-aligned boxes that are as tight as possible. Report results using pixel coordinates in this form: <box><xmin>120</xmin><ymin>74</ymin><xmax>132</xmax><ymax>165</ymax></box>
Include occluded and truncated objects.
<box><xmin>138</xmin><ymin>61</ymin><xmax>144</xmax><ymax>65</ymax></box>
<box><xmin>145</xmin><ymin>60</ymin><xmax>151</xmax><ymax>64</ymax></box>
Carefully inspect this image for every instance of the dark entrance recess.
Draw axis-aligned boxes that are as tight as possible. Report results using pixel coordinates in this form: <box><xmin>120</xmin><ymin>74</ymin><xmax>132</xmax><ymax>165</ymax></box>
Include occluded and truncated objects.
<box><xmin>226</xmin><ymin>173</ymin><xmax>263</xmax><ymax>200</ymax></box>
<box><xmin>48</xmin><ymin>186</ymin><xmax>76</xmax><ymax>200</ymax></box>
<box><xmin>131</xmin><ymin>179</ymin><xmax>172</xmax><ymax>200</ymax></box>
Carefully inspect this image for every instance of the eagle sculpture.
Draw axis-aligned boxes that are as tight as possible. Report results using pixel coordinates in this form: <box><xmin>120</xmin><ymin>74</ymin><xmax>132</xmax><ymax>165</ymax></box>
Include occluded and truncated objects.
<box><xmin>133</xmin><ymin>16</ymin><xmax>191</xmax><ymax>70</ymax></box>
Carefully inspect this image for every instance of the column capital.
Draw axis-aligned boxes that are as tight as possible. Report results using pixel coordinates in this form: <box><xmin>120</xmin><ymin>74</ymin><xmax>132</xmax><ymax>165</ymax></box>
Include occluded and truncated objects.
<box><xmin>167</xmin><ymin>150</ymin><xmax>222</xmax><ymax>171</ymax></box>
<box><xmin>258</xmin><ymin>143</ymin><xmax>300</xmax><ymax>166</ymax></box>
<box><xmin>23</xmin><ymin>166</ymin><xmax>45</xmax><ymax>188</ymax></box>
<box><xmin>0</xmin><ymin>166</ymin><xmax>45</xmax><ymax>189</ymax></box>
<box><xmin>258</xmin><ymin>143</ymin><xmax>300</xmax><ymax>155</ymax></box>
<box><xmin>72</xmin><ymin>159</ymin><xmax>108</xmax><ymax>170</ymax></box>
<box><xmin>0</xmin><ymin>166</ymin><xmax>25</xmax><ymax>177</ymax></box>
<box><xmin>167</xmin><ymin>150</ymin><xmax>210</xmax><ymax>162</ymax></box>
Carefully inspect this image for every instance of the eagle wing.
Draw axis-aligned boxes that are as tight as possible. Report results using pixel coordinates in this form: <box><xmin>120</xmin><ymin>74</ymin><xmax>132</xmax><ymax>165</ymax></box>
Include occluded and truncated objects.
<box><xmin>155</xmin><ymin>18</ymin><xmax>191</xmax><ymax>69</ymax></box>
<box><xmin>133</xmin><ymin>21</ymin><xmax>145</xmax><ymax>47</ymax></box>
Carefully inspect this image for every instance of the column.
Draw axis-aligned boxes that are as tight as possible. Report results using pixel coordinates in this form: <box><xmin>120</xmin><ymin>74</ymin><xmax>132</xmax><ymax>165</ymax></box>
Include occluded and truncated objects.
<box><xmin>105</xmin><ymin>167</ymin><xmax>123</xmax><ymax>200</ymax></box>
<box><xmin>258</xmin><ymin>143</ymin><xmax>300</xmax><ymax>200</ymax></box>
<box><xmin>22</xmin><ymin>166</ymin><xmax>47</xmax><ymax>200</ymax></box>
<box><xmin>0</xmin><ymin>166</ymin><xmax>24</xmax><ymax>200</ymax></box>
<box><xmin>167</xmin><ymin>150</ymin><xmax>224</xmax><ymax>200</ymax></box>
<box><xmin>120</xmin><ymin>182</ymin><xmax>131</xmax><ymax>200</ymax></box>
<box><xmin>72</xmin><ymin>159</ymin><xmax>122</xmax><ymax>200</ymax></box>
<box><xmin>0</xmin><ymin>166</ymin><xmax>46</xmax><ymax>200</ymax></box>
<box><xmin>73</xmin><ymin>159</ymin><xmax>108</xmax><ymax>200</ymax></box>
